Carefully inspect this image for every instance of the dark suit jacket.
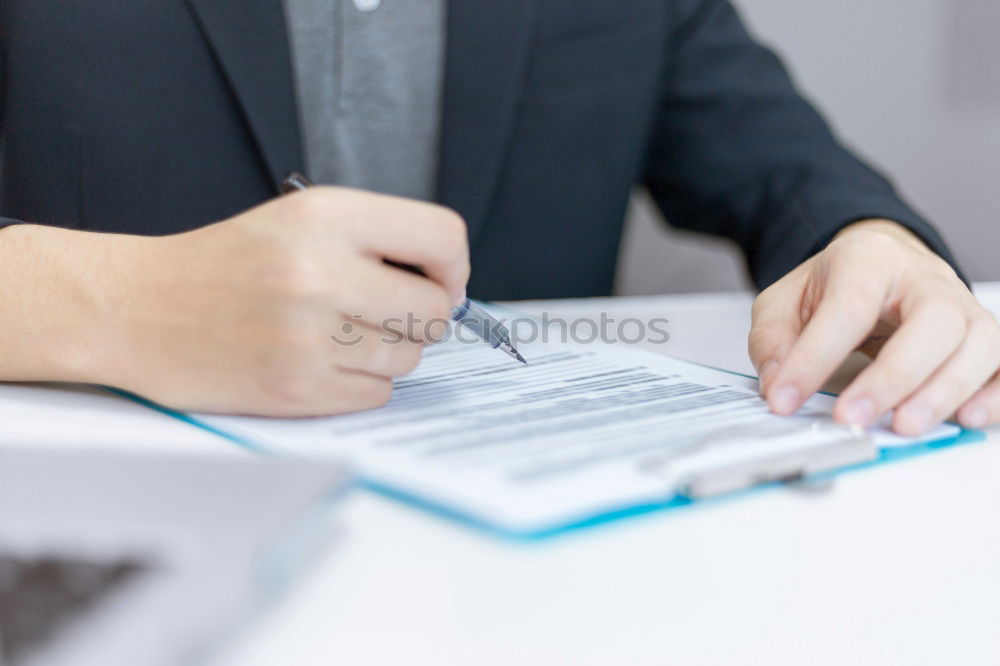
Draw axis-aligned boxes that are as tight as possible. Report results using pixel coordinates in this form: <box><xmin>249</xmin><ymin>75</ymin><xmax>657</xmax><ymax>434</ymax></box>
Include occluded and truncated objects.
<box><xmin>0</xmin><ymin>0</ymin><xmax>961</xmax><ymax>300</ymax></box>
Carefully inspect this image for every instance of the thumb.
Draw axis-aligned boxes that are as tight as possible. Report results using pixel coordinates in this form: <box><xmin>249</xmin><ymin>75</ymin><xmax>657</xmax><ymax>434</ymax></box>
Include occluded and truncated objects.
<box><xmin>748</xmin><ymin>285</ymin><xmax>803</xmax><ymax>394</ymax></box>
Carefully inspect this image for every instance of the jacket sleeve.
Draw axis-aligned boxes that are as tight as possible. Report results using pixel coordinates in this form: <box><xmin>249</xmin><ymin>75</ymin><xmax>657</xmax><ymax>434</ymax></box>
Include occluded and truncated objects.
<box><xmin>644</xmin><ymin>0</ymin><xmax>965</xmax><ymax>288</ymax></box>
<box><xmin>0</xmin><ymin>34</ymin><xmax>16</xmax><ymax>232</ymax></box>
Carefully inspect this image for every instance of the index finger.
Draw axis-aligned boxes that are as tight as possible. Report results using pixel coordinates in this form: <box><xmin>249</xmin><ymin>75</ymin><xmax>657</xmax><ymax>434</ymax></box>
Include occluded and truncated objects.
<box><xmin>341</xmin><ymin>191</ymin><xmax>471</xmax><ymax>304</ymax></box>
<box><xmin>765</xmin><ymin>271</ymin><xmax>890</xmax><ymax>415</ymax></box>
<box><xmin>748</xmin><ymin>282</ymin><xmax>804</xmax><ymax>392</ymax></box>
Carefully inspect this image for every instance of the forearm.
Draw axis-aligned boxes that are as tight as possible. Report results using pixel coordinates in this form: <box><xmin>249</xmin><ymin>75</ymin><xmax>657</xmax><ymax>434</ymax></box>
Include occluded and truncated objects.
<box><xmin>647</xmin><ymin>0</ymin><xmax>964</xmax><ymax>288</ymax></box>
<box><xmin>0</xmin><ymin>224</ymin><xmax>142</xmax><ymax>383</ymax></box>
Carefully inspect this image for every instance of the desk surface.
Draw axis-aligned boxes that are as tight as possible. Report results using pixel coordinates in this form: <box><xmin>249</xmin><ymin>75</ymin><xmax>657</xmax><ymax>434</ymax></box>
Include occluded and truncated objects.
<box><xmin>111</xmin><ymin>286</ymin><xmax>1000</xmax><ymax>664</ymax></box>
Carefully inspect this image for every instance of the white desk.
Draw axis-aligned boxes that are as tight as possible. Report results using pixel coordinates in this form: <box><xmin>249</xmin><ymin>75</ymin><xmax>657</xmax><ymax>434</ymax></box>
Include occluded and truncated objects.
<box><xmin>198</xmin><ymin>282</ymin><xmax>1000</xmax><ymax>666</ymax></box>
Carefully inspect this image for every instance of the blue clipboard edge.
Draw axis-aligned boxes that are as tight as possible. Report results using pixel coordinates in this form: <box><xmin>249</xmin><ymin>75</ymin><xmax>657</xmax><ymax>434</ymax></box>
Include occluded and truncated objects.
<box><xmin>102</xmin><ymin>384</ymin><xmax>987</xmax><ymax>543</ymax></box>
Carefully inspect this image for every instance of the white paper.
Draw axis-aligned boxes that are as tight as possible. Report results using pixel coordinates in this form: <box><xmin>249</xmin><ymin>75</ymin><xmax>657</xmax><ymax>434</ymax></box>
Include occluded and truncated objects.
<box><xmin>197</xmin><ymin>339</ymin><xmax>959</xmax><ymax>534</ymax></box>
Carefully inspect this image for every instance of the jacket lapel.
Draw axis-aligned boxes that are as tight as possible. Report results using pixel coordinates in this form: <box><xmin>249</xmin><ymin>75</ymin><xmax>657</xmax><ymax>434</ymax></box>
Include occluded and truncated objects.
<box><xmin>436</xmin><ymin>0</ymin><xmax>538</xmax><ymax>243</ymax></box>
<box><xmin>185</xmin><ymin>0</ymin><xmax>537</xmax><ymax>217</ymax></box>
<box><xmin>185</xmin><ymin>0</ymin><xmax>304</xmax><ymax>191</ymax></box>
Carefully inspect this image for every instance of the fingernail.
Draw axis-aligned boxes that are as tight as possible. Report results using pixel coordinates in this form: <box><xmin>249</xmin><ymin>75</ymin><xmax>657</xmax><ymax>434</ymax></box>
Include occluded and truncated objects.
<box><xmin>758</xmin><ymin>359</ymin><xmax>779</xmax><ymax>387</ymax></box>
<box><xmin>770</xmin><ymin>385</ymin><xmax>801</xmax><ymax>415</ymax></box>
<box><xmin>454</xmin><ymin>288</ymin><xmax>467</xmax><ymax>307</ymax></box>
<box><xmin>961</xmin><ymin>405</ymin><xmax>989</xmax><ymax>429</ymax></box>
<box><xmin>843</xmin><ymin>398</ymin><xmax>876</xmax><ymax>427</ymax></box>
<box><xmin>898</xmin><ymin>404</ymin><xmax>934</xmax><ymax>435</ymax></box>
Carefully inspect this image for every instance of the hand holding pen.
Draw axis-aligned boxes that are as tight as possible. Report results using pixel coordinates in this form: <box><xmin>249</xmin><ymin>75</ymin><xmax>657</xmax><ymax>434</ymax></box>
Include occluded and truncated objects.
<box><xmin>58</xmin><ymin>178</ymin><xmax>484</xmax><ymax>417</ymax></box>
<box><xmin>281</xmin><ymin>173</ymin><xmax>526</xmax><ymax>364</ymax></box>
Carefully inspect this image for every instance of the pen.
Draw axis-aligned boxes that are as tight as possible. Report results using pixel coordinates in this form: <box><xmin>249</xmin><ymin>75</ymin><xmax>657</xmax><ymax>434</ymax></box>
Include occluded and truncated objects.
<box><xmin>280</xmin><ymin>173</ymin><xmax>527</xmax><ymax>364</ymax></box>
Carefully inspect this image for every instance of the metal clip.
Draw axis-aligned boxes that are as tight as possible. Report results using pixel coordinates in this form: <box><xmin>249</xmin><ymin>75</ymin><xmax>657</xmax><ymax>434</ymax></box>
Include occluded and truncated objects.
<box><xmin>638</xmin><ymin>418</ymin><xmax>877</xmax><ymax>500</ymax></box>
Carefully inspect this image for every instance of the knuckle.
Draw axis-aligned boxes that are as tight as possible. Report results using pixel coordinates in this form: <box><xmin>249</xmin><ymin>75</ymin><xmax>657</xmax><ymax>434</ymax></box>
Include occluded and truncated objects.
<box><xmin>838</xmin><ymin>278</ymin><xmax>885</xmax><ymax>304</ymax></box>
<box><xmin>790</xmin><ymin>347</ymin><xmax>826</xmax><ymax>377</ymax></box>
<box><xmin>746</xmin><ymin>326</ymin><xmax>767</xmax><ymax>351</ymax></box>
<box><xmin>362</xmin><ymin>338</ymin><xmax>391</xmax><ymax>372</ymax></box>
<box><xmin>432</xmin><ymin>207</ymin><xmax>469</xmax><ymax>255</ymax></box>
<box><xmin>436</xmin><ymin>205</ymin><xmax>468</xmax><ymax>234</ymax></box>
<box><xmin>829</xmin><ymin>229</ymin><xmax>887</xmax><ymax>259</ymax></box>
<box><xmin>363</xmin><ymin>378</ymin><xmax>394</xmax><ymax>408</ymax></box>
<box><xmin>971</xmin><ymin>311</ymin><xmax>1000</xmax><ymax>340</ymax></box>
<box><xmin>980</xmin><ymin>407</ymin><xmax>998</xmax><ymax>427</ymax></box>
<box><xmin>978</xmin><ymin>331</ymin><xmax>1000</xmax><ymax>372</ymax></box>
<box><xmin>455</xmin><ymin>254</ymin><xmax>472</xmax><ymax>285</ymax></box>
<box><xmin>852</xmin><ymin>229</ymin><xmax>902</xmax><ymax>255</ymax></box>
<box><xmin>871</xmin><ymin>360</ymin><xmax>920</xmax><ymax>398</ymax></box>
<box><xmin>933</xmin><ymin>374</ymin><xmax>974</xmax><ymax>406</ymax></box>
<box><xmin>287</xmin><ymin>187</ymin><xmax>339</xmax><ymax>225</ymax></box>
<box><xmin>778</xmin><ymin>344</ymin><xmax>827</xmax><ymax>384</ymax></box>
<box><xmin>827</xmin><ymin>284</ymin><xmax>878</xmax><ymax>315</ymax></box>
<box><xmin>282</xmin><ymin>197</ymin><xmax>319</xmax><ymax>231</ymax></box>
<box><xmin>418</xmin><ymin>290</ymin><xmax>455</xmax><ymax>324</ymax></box>
<box><xmin>821</xmin><ymin>291</ymin><xmax>852</xmax><ymax>313</ymax></box>
<box><xmin>750</xmin><ymin>293</ymin><xmax>773</xmax><ymax>321</ymax></box>
<box><xmin>927</xmin><ymin>304</ymin><xmax>968</xmax><ymax>339</ymax></box>
<box><xmin>395</xmin><ymin>344</ymin><xmax>425</xmax><ymax>376</ymax></box>
<box><xmin>271</xmin><ymin>251</ymin><xmax>326</xmax><ymax>301</ymax></box>
<box><xmin>747</xmin><ymin>324</ymin><xmax>782</xmax><ymax>356</ymax></box>
<box><xmin>918</xmin><ymin>253</ymin><xmax>962</xmax><ymax>283</ymax></box>
<box><xmin>250</xmin><ymin>239</ymin><xmax>331</xmax><ymax>303</ymax></box>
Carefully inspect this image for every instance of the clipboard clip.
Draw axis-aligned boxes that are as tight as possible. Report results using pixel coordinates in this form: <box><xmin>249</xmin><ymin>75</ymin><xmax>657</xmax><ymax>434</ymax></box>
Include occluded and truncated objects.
<box><xmin>638</xmin><ymin>418</ymin><xmax>878</xmax><ymax>500</ymax></box>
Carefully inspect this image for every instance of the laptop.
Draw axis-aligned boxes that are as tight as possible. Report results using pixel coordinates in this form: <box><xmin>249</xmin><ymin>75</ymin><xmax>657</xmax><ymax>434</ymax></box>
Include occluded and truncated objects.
<box><xmin>0</xmin><ymin>445</ymin><xmax>349</xmax><ymax>666</ymax></box>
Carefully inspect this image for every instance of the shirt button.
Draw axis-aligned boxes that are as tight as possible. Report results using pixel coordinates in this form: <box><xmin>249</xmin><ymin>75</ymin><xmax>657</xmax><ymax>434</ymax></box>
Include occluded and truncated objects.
<box><xmin>353</xmin><ymin>0</ymin><xmax>381</xmax><ymax>11</ymax></box>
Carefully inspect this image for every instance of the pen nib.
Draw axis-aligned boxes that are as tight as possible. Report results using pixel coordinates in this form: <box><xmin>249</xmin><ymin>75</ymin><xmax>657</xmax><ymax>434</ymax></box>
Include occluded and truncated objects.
<box><xmin>499</xmin><ymin>342</ymin><xmax>528</xmax><ymax>365</ymax></box>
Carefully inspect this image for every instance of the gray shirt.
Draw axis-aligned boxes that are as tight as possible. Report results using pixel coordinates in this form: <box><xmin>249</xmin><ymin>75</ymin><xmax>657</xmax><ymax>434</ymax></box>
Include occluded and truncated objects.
<box><xmin>283</xmin><ymin>0</ymin><xmax>446</xmax><ymax>201</ymax></box>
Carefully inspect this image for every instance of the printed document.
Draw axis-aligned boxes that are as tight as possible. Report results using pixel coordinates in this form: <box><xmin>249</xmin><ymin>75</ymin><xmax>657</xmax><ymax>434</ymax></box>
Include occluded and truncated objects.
<box><xmin>197</xmin><ymin>340</ymin><xmax>958</xmax><ymax>534</ymax></box>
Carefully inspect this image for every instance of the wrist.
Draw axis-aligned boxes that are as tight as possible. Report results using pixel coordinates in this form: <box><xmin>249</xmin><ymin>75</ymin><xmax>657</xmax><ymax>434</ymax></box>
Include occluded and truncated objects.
<box><xmin>0</xmin><ymin>224</ymin><xmax>153</xmax><ymax>385</ymax></box>
<box><xmin>74</xmin><ymin>230</ymin><xmax>163</xmax><ymax>389</ymax></box>
<box><xmin>833</xmin><ymin>218</ymin><xmax>934</xmax><ymax>256</ymax></box>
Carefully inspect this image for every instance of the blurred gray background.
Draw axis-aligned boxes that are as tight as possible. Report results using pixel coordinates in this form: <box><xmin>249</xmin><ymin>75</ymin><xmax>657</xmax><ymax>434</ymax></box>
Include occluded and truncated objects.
<box><xmin>616</xmin><ymin>0</ymin><xmax>1000</xmax><ymax>295</ymax></box>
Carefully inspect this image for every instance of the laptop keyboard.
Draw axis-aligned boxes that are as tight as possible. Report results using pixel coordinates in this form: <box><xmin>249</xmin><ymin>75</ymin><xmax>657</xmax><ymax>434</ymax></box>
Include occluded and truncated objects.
<box><xmin>0</xmin><ymin>552</ymin><xmax>150</xmax><ymax>664</ymax></box>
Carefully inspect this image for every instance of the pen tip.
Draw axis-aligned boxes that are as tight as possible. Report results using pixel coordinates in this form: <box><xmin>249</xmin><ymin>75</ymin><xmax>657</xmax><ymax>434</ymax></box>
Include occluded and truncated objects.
<box><xmin>499</xmin><ymin>342</ymin><xmax>528</xmax><ymax>365</ymax></box>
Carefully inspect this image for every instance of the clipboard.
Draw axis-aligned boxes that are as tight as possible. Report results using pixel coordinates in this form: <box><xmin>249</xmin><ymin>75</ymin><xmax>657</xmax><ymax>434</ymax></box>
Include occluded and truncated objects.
<box><xmin>358</xmin><ymin>424</ymin><xmax>983</xmax><ymax>541</ymax></box>
<box><xmin>110</xmin><ymin>377</ymin><xmax>986</xmax><ymax>542</ymax></box>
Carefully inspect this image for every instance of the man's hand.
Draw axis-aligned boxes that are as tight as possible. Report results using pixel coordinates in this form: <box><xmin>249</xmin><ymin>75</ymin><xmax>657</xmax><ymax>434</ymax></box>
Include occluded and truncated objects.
<box><xmin>0</xmin><ymin>187</ymin><xmax>470</xmax><ymax>417</ymax></box>
<box><xmin>749</xmin><ymin>219</ymin><xmax>1000</xmax><ymax>435</ymax></box>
